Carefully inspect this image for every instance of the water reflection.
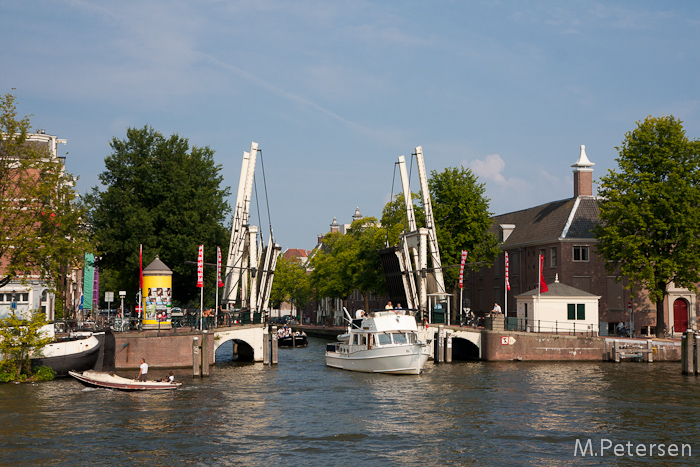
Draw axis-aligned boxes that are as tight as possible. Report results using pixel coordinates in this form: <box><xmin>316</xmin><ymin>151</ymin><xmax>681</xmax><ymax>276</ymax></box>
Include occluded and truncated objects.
<box><xmin>0</xmin><ymin>338</ymin><xmax>698</xmax><ymax>466</ymax></box>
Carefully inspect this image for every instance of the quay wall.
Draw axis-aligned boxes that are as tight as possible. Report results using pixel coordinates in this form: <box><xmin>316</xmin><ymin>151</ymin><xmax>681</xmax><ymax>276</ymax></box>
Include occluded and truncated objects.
<box><xmin>115</xmin><ymin>331</ymin><xmax>215</xmax><ymax>369</ymax></box>
<box><xmin>479</xmin><ymin>330</ymin><xmax>605</xmax><ymax>361</ymax></box>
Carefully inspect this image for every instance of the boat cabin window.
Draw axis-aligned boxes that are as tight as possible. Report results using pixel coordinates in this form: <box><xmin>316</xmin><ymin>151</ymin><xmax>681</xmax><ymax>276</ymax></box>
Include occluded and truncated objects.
<box><xmin>406</xmin><ymin>332</ymin><xmax>417</xmax><ymax>344</ymax></box>
<box><xmin>377</xmin><ymin>333</ymin><xmax>392</xmax><ymax>345</ymax></box>
<box><xmin>353</xmin><ymin>334</ymin><xmax>367</xmax><ymax>345</ymax></box>
<box><xmin>392</xmin><ymin>333</ymin><xmax>407</xmax><ymax>344</ymax></box>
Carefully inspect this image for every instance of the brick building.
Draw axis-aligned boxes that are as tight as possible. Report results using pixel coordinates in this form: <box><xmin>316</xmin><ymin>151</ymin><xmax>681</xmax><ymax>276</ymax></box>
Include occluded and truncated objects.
<box><xmin>466</xmin><ymin>145</ymin><xmax>697</xmax><ymax>337</ymax></box>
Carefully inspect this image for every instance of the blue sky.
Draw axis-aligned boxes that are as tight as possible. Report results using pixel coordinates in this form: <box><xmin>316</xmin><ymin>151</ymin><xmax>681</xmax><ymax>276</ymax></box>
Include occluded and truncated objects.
<box><xmin>3</xmin><ymin>1</ymin><xmax>699</xmax><ymax>251</ymax></box>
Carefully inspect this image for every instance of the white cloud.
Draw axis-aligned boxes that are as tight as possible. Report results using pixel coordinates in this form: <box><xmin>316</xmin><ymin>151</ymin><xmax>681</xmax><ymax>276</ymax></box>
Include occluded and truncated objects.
<box><xmin>468</xmin><ymin>153</ymin><xmax>507</xmax><ymax>184</ymax></box>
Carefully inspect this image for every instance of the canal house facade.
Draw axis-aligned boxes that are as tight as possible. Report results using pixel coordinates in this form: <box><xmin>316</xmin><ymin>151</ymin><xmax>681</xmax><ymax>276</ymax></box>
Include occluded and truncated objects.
<box><xmin>467</xmin><ymin>145</ymin><xmax>699</xmax><ymax>337</ymax></box>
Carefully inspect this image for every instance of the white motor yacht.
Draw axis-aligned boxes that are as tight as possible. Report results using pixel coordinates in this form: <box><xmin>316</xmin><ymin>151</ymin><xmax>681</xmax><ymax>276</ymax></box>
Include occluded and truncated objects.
<box><xmin>325</xmin><ymin>308</ymin><xmax>431</xmax><ymax>375</ymax></box>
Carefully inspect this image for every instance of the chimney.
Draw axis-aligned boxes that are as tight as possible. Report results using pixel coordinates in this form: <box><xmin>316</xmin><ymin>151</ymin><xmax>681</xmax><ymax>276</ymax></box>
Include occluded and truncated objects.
<box><xmin>571</xmin><ymin>145</ymin><xmax>594</xmax><ymax>197</ymax></box>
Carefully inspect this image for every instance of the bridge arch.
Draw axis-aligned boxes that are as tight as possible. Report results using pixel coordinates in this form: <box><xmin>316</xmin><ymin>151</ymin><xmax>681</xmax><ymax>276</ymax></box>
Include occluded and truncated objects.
<box><xmin>214</xmin><ymin>327</ymin><xmax>265</xmax><ymax>362</ymax></box>
<box><xmin>450</xmin><ymin>330</ymin><xmax>482</xmax><ymax>360</ymax></box>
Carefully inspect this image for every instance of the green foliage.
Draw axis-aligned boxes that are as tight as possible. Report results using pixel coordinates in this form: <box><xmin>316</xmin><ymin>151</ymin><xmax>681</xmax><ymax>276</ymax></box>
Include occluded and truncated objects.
<box><xmin>595</xmin><ymin>115</ymin><xmax>700</xmax><ymax>334</ymax></box>
<box><xmin>85</xmin><ymin>126</ymin><xmax>231</xmax><ymax>305</ymax></box>
<box><xmin>0</xmin><ymin>310</ymin><xmax>52</xmax><ymax>382</ymax></box>
<box><xmin>309</xmin><ymin>218</ymin><xmax>387</xmax><ymax>309</ymax></box>
<box><xmin>270</xmin><ymin>255</ymin><xmax>312</xmax><ymax>315</ymax></box>
<box><xmin>428</xmin><ymin>166</ymin><xmax>500</xmax><ymax>285</ymax></box>
<box><xmin>32</xmin><ymin>365</ymin><xmax>56</xmax><ymax>381</ymax></box>
<box><xmin>310</xmin><ymin>232</ymin><xmax>355</xmax><ymax>302</ymax></box>
<box><xmin>0</xmin><ymin>92</ymin><xmax>91</xmax><ymax>292</ymax></box>
<box><xmin>381</xmin><ymin>192</ymin><xmax>425</xmax><ymax>247</ymax></box>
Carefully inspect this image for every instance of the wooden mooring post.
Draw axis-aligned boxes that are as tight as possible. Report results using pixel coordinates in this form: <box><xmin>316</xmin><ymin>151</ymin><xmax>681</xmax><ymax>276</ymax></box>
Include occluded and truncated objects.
<box><xmin>263</xmin><ymin>332</ymin><xmax>270</xmax><ymax>364</ymax></box>
<box><xmin>201</xmin><ymin>331</ymin><xmax>210</xmax><ymax>376</ymax></box>
<box><xmin>445</xmin><ymin>331</ymin><xmax>453</xmax><ymax>363</ymax></box>
<box><xmin>271</xmin><ymin>325</ymin><xmax>278</xmax><ymax>365</ymax></box>
<box><xmin>681</xmin><ymin>330</ymin><xmax>696</xmax><ymax>374</ymax></box>
<box><xmin>192</xmin><ymin>336</ymin><xmax>201</xmax><ymax>377</ymax></box>
<box><xmin>435</xmin><ymin>325</ymin><xmax>445</xmax><ymax>363</ymax></box>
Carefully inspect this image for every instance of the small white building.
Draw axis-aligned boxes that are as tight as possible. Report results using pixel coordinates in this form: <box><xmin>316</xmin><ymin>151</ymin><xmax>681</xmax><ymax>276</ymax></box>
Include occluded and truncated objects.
<box><xmin>514</xmin><ymin>276</ymin><xmax>600</xmax><ymax>335</ymax></box>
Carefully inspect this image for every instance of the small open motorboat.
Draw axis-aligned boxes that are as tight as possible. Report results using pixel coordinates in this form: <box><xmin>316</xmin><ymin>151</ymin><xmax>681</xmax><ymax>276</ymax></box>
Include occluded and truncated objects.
<box><xmin>69</xmin><ymin>370</ymin><xmax>182</xmax><ymax>391</ymax></box>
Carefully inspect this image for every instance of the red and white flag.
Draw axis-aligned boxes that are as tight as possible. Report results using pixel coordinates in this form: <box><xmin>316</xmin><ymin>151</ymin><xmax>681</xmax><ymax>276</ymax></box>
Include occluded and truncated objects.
<box><xmin>139</xmin><ymin>244</ymin><xmax>143</xmax><ymax>290</ymax></box>
<box><xmin>197</xmin><ymin>245</ymin><xmax>204</xmax><ymax>288</ymax></box>
<box><xmin>539</xmin><ymin>254</ymin><xmax>548</xmax><ymax>293</ymax></box>
<box><xmin>217</xmin><ymin>246</ymin><xmax>224</xmax><ymax>288</ymax></box>
<box><xmin>459</xmin><ymin>250</ymin><xmax>468</xmax><ymax>289</ymax></box>
<box><xmin>505</xmin><ymin>252</ymin><xmax>510</xmax><ymax>291</ymax></box>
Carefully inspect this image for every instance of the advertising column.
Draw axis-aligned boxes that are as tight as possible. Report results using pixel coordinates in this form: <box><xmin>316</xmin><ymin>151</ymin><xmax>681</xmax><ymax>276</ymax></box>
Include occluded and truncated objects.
<box><xmin>142</xmin><ymin>256</ymin><xmax>173</xmax><ymax>330</ymax></box>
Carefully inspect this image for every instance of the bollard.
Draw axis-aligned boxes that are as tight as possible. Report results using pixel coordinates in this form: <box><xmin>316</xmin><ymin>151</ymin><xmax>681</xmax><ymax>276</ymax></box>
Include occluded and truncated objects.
<box><xmin>681</xmin><ymin>330</ymin><xmax>694</xmax><ymax>374</ymax></box>
<box><xmin>263</xmin><ymin>332</ymin><xmax>270</xmax><ymax>365</ymax></box>
<box><xmin>436</xmin><ymin>325</ymin><xmax>445</xmax><ymax>363</ymax></box>
<box><xmin>271</xmin><ymin>326</ymin><xmax>278</xmax><ymax>365</ymax></box>
<box><xmin>192</xmin><ymin>337</ymin><xmax>201</xmax><ymax>377</ymax></box>
<box><xmin>201</xmin><ymin>331</ymin><xmax>210</xmax><ymax>377</ymax></box>
<box><xmin>445</xmin><ymin>332</ymin><xmax>452</xmax><ymax>363</ymax></box>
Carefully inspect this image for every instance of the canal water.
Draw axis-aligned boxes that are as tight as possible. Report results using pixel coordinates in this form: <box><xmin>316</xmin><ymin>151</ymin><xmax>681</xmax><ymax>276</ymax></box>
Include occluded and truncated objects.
<box><xmin>1</xmin><ymin>337</ymin><xmax>698</xmax><ymax>466</ymax></box>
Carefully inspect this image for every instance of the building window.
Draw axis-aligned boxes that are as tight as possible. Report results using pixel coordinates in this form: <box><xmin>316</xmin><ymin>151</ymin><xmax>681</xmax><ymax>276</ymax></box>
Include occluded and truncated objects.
<box><xmin>567</xmin><ymin>304</ymin><xmax>586</xmax><ymax>320</ymax></box>
<box><xmin>550</xmin><ymin>247</ymin><xmax>557</xmax><ymax>267</ymax></box>
<box><xmin>573</xmin><ymin>246</ymin><xmax>589</xmax><ymax>261</ymax></box>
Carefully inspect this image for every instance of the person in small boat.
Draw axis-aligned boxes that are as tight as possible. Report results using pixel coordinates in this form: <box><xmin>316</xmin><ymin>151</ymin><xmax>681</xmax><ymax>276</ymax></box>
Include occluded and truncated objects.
<box><xmin>395</xmin><ymin>303</ymin><xmax>403</xmax><ymax>315</ymax></box>
<box><xmin>168</xmin><ymin>371</ymin><xmax>174</xmax><ymax>383</ymax></box>
<box><xmin>136</xmin><ymin>358</ymin><xmax>148</xmax><ymax>382</ymax></box>
<box><xmin>385</xmin><ymin>301</ymin><xmax>393</xmax><ymax>310</ymax></box>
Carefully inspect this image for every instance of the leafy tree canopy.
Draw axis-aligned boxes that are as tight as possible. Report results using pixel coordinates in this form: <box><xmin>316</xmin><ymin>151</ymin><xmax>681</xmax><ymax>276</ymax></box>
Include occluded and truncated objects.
<box><xmin>380</xmin><ymin>191</ymin><xmax>425</xmax><ymax>247</ymax></box>
<box><xmin>0</xmin><ymin>92</ymin><xmax>90</xmax><ymax>292</ymax></box>
<box><xmin>270</xmin><ymin>255</ymin><xmax>312</xmax><ymax>316</ymax></box>
<box><xmin>85</xmin><ymin>126</ymin><xmax>231</xmax><ymax>305</ymax></box>
<box><xmin>594</xmin><ymin>115</ymin><xmax>700</xmax><ymax>336</ymax></box>
<box><xmin>428</xmin><ymin>166</ymin><xmax>499</xmax><ymax>285</ymax></box>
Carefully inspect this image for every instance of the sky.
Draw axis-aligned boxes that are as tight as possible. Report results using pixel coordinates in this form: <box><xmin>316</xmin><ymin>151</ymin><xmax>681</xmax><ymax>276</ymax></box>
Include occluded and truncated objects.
<box><xmin>2</xmin><ymin>1</ymin><xmax>699</xmax><ymax>252</ymax></box>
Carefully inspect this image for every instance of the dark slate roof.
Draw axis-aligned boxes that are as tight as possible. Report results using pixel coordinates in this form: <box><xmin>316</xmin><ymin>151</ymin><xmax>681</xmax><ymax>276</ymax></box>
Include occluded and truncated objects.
<box><xmin>491</xmin><ymin>196</ymin><xmax>600</xmax><ymax>246</ymax></box>
<box><xmin>515</xmin><ymin>280</ymin><xmax>600</xmax><ymax>298</ymax></box>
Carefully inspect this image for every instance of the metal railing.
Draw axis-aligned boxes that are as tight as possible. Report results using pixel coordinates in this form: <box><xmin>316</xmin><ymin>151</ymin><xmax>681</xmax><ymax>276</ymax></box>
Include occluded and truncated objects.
<box><xmin>484</xmin><ymin>316</ymin><xmax>599</xmax><ymax>337</ymax></box>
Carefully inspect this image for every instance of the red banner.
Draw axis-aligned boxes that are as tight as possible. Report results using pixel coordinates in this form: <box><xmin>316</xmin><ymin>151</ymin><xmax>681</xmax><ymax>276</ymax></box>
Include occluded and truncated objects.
<box><xmin>197</xmin><ymin>245</ymin><xmax>204</xmax><ymax>288</ymax></box>
<box><xmin>459</xmin><ymin>250</ymin><xmax>468</xmax><ymax>289</ymax></box>
<box><xmin>539</xmin><ymin>254</ymin><xmax>548</xmax><ymax>293</ymax></box>
<box><xmin>217</xmin><ymin>246</ymin><xmax>224</xmax><ymax>288</ymax></box>
<box><xmin>139</xmin><ymin>244</ymin><xmax>143</xmax><ymax>290</ymax></box>
<box><xmin>505</xmin><ymin>252</ymin><xmax>510</xmax><ymax>291</ymax></box>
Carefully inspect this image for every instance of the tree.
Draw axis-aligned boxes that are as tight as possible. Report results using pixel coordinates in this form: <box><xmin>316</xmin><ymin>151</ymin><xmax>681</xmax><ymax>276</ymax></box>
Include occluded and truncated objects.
<box><xmin>0</xmin><ymin>310</ymin><xmax>52</xmax><ymax>382</ymax></box>
<box><xmin>380</xmin><ymin>192</ymin><xmax>424</xmax><ymax>247</ymax></box>
<box><xmin>0</xmin><ymin>92</ymin><xmax>90</xmax><ymax>294</ymax></box>
<box><xmin>270</xmin><ymin>255</ymin><xmax>312</xmax><ymax>318</ymax></box>
<box><xmin>345</xmin><ymin>217</ymin><xmax>387</xmax><ymax>309</ymax></box>
<box><xmin>428</xmin><ymin>167</ymin><xmax>500</xmax><ymax>285</ymax></box>
<box><xmin>85</xmin><ymin>126</ymin><xmax>231</xmax><ymax>306</ymax></box>
<box><xmin>309</xmin><ymin>232</ymin><xmax>355</xmax><ymax>311</ymax></box>
<box><xmin>594</xmin><ymin>116</ymin><xmax>700</xmax><ymax>337</ymax></box>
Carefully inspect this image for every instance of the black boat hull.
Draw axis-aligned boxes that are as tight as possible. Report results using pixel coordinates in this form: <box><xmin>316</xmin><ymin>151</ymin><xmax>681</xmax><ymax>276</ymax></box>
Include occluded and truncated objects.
<box><xmin>278</xmin><ymin>336</ymin><xmax>308</xmax><ymax>347</ymax></box>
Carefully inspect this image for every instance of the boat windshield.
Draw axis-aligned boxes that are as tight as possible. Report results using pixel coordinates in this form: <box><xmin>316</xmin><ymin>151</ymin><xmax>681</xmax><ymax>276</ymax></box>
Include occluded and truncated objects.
<box><xmin>392</xmin><ymin>333</ymin><xmax>407</xmax><ymax>344</ymax></box>
<box><xmin>377</xmin><ymin>333</ymin><xmax>392</xmax><ymax>345</ymax></box>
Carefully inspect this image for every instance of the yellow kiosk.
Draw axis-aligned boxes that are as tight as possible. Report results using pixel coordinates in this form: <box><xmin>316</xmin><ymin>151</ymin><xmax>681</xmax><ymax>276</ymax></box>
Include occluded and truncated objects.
<box><xmin>142</xmin><ymin>256</ymin><xmax>173</xmax><ymax>330</ymax></box>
